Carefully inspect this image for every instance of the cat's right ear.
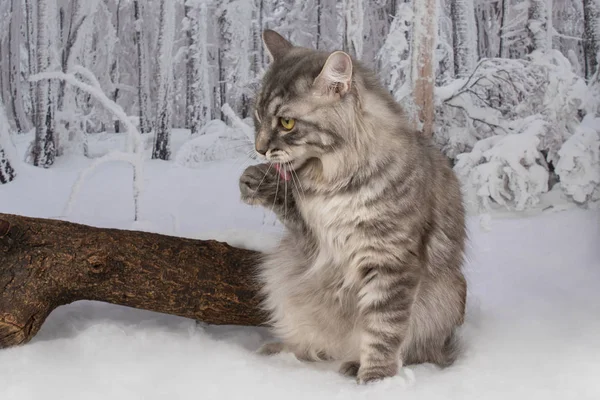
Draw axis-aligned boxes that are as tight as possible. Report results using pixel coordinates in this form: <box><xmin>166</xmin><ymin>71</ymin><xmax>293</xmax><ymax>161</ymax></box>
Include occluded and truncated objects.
<box><xmin>313</xmin><ymin>51</ymin><xmax>353</xmax><ymax>97</ymax></box>
<box><xmin>262</xmin><ymin>30</ymin><xmax>293</xmax><ymax>62</ymax></box>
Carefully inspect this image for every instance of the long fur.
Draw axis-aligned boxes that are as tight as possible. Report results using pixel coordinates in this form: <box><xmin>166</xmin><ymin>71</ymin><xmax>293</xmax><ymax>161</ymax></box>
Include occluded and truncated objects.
<box><xmin>239</xmin><ymin>32</ymin><xmax>467</xmax><ymax>383</ymax></box>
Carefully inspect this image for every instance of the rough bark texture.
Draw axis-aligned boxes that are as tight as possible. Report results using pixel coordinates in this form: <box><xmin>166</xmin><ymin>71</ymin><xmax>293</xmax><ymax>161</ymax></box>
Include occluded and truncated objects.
<box><xmin>31</xmin><ymin>0</ymin><xmax>56</xmax><ymax>168</ymax></box>
<box><xmin>0</xmin><ymin>148</ymin><xmax>16</xmax><ymax>184</ymax></box>
<box><xmin>584</xmin><ymin>0</ymin><xmax>600</xmax><ymax>80</ymax></box>
<box><xmin>451</xmin><ymin>0</ymin><xmax>477</xmax><ymax>77</ymax></box>
<box><xmin>0</xmin><ymin>100</ymin><xmax>17</xmax><ymax>184</ymax></box>
<box><xmin>411</xmin><ymin>0</ymin><xmax>437</xmax><ymax>137</ymax></box>
<box><xmin>0</xmin><ymin>213</ymin><xmax>266</xmax><ymax>350</ymax></box>
<box><xmin>527</xmin><ymin>0</ymin><xmax>549</xmax><ymax>54</ymax></box>
<box><xmin>9</xmin><ymin>0</ymin><xmax>31</xmax><ymax>133</ymax></box>
<box><xmin>133</xmin><ymin>0</ymin><xmax>152</xmax><ymax>135</ymax></box>
<box><xmin>152</xmin><ymin>0</ymin><xmax>175</xmax><ymax>160</ymax></box>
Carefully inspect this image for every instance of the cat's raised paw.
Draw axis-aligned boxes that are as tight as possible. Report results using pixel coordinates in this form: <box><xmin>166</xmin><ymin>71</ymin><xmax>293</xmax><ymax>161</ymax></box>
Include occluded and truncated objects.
<box><xmin>239</xmin><ymin>164</ymin><xmax>276</xmax><ymax>206</ymax></box>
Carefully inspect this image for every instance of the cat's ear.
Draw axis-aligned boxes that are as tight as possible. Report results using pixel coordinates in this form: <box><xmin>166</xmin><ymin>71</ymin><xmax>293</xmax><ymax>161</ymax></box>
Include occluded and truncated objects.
<box><xmin>262</xmin><ymin>30</ymin><xmax>293</xmax><ymax>62</ymax></box>
<box><xmin>313</xmin><ymin>51</ymin><xmax>353</xmax><ymax>97</ymax></box>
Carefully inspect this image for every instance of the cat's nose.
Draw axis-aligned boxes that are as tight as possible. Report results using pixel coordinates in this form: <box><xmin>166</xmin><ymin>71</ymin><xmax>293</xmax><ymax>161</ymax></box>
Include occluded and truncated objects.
<box><xmin>255</xmin><ymin>146</ymin><xmax>267</xmax><ymax>156</ymax></box>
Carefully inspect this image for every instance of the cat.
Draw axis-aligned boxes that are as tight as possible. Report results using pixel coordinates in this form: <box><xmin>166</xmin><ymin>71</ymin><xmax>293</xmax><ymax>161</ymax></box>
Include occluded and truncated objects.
<box><xmin>239</xmin><ymin>30</ymin><xmax>467</xmax><ymax>384</ymax></box>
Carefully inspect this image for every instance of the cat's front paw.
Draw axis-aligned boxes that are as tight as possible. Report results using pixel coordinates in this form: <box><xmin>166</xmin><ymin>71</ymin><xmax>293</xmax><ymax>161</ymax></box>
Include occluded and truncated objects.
<box><xmin>356</xmin><ymin>362</ymin><xmax>398</xmax><ymax>384</ymax></box>
<box><xmin>339</xmin><ymin>361</ymin><xmax>360</xmax><ymax>377</ymax></box>
<box><xmin>257</xmin><ymin>341</ymin><xmax>286</xmax><ymax>356</ymax></box>
<box><xmin>239</xmin><ymin>164</ymin><xmax>277</xmax><ymax>206</ymax></box>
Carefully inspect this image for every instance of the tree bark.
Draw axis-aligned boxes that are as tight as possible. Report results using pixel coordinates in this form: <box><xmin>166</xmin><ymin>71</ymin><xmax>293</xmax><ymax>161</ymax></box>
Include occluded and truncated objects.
<box><xmin>133</xmin><ymin>0</ymin><xmax>152</xmax><ymax>135</ymax></box>
<box><xmin>527</xmin><ymin>0</ymin><xmax>550</xmax><ymax>54</ymax></box>
<box><xmin>30</xmin><ymin>0</ymin><xmax>57</xmax><ymax>168</ymax></box>
<box><xmin>152</xmin><ymin>0</ymin><xmax>175</xmax><ymax>160</ymax></box>
<box><xmin>9</xmin><ymin>0</ymin><xmax>31</xmax><ymax>133</ymax></box>
<box><xmin>0</xmin><ymin>101</ymin><xmax>17</xmax><ymax>184</ymax></box>
<box><xmin>0</xmin><ymin>213</ymin><xmax>266</xmax><ymax>350</ymax></box>
<box><xmin>451</xmin><ymin>0</ymin><xmax>477</xmax><ymax>77</ymax></box>
<box><xmin>584</xmin><ymin>0</ymin><xmax>600</xmax><ymax>80</ymax></box>
<box><xmin>411</xmin><ymin>0</ymin><xmax>438</xmax><ymax>137</ymax></box>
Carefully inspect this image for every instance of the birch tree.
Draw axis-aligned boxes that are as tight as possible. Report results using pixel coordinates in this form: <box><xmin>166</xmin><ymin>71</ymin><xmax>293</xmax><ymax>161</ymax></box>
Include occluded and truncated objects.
<box><xmin>8</xmin><ymin>0</ymin><xmax>30</xmax><ymax>133</ymax></box>
<box><xmin>133</xmin><ymin>0</ymin><xmax>152</xmax><ymax>135</ymax></box>
<box><xmin>316</xmin><ymin>0</ymin><xmax>339</xmax><ymax>51</ymax></box>
<box><xmin>583</xmin><ymin>0</ymin><xmax>600</xmax><ymax>79</ymax></box>
<box><xmin>377</xmin><ymin>2</ymin><xmax>412</xmax><ymax>100</ymax></box>
<box><xmin>451</xmin><ymin>0</ymin><xmax>477</xmax><ymax>77</ymax></box>
<box><xmin>25</xmin><ymin>0</ymin><xmax>37</xmax><ymax>119</ymax></box>
<box><xmin>30</xmin><ymin>0</ymin><xmax>58</xmax><ymax>168</ymax></box>
<box><xmin>0</xmin><ymin>99</ymin><xmax>16</xmax><ymax>184</ymax></box>
<box><xmin>411</xmin><ymin>0</ymin><xmax>438</xmax><ymax>136</ymax></box>
<box><xmin>109</xmin><ymin>0</ymin><xmax>123</xmax><ymax>132</ymax></box>
<box><xmin>339</xmin><ymin>0</ymin><xmax>365</xmax><ymax>59</ymax></box>
<box><xmin>185</xmin><ymin>0</ymin><xmax>213</xmax><ymax>134</ymax></box>
<box><xmin>527</xmin><ymin>0</ymin><xmax>550</xmax><ymax>53</ymax></box>
<box><xmin>218</xmin><ymin>0</ymin><xmax>254</xmax><ymax>118</ymax></box>
<box><xmin>152</xmin><ymin>0</ymin><xmax>176</xmax><ymax>160</ymax></box>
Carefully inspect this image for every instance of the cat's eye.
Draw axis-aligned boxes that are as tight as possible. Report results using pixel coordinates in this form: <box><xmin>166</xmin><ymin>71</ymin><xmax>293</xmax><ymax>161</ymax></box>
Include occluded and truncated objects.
<box><xmin>280</xmin><ymin>117</ymin><xmax>295</xmax><ymax>130</ymax></box>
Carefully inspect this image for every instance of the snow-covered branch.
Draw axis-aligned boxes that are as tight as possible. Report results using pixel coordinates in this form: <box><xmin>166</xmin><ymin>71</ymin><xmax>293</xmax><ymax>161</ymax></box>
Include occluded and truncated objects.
<box><xmin>30</xmin><ymin>68</ymin><xmax>142</xmax><ymax>154</ymax></box>
<box><xmin>30</xmin><ymin>67</ymin><xmax>144</xmax><ymax>220</ymax></box>
<box><xmin>221</xmin><ymin>103</ymin><xmax>254</xmax><ymax>144</ymax></box>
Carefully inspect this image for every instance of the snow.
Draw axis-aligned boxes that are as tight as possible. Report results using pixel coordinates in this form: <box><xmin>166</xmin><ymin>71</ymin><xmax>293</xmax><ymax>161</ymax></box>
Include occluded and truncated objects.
<box><xmin>174</xmin><ymin>119</ymin><xmax>254</xmax><ymax>166</ymax></box>
<box><xmin>1</xmin><ymin>129</ymin><xmax>600</xmax><ymax>399</ymax></box>
<box><xmin>555</xmin><ymin>115</ymin><xmax>600</xmax><ymax>203</ymax></box>
<box><xmin>454</xmin><ymin>131</ymin><xmax>550</xmax><ymax>212</ymax></box>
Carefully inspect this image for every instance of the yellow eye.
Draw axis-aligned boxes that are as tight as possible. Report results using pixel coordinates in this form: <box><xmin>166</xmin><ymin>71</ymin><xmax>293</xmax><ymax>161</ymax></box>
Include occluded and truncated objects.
<box><xmin>280</xmin><ymin>117</ymin><xmax>295</xmax><ymax>130</ymax></box>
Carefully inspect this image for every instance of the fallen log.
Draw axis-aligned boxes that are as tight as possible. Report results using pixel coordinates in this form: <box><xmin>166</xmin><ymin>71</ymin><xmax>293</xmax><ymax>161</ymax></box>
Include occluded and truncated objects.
<box><xmin>0</xmin><ymin>213</ymin><xmax>266</xmax><ymax>349</ymax></box>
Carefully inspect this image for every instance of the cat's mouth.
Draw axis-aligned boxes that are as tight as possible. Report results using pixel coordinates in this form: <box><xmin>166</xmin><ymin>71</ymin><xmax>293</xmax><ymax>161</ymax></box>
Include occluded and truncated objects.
<box><xmin>274</xmin><ymin>163</ymin><xmax>292</xmax><ymax>181</ymax></box>
<box><xmin>273</xmin><ymin>158</ymin><xmax>308</xmax><ymax>181</ymax></box>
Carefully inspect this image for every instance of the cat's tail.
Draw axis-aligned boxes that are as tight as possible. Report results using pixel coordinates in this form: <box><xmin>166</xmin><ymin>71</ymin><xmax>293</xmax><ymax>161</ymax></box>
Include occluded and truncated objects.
<box><xmin>403</xmin><ymin>328</ymin><xmax>463</xmax><ymax>368</ymax></box>
<box><xmin>438</xmin><ymin>328</ymin><xmax>463</xmax><ymax>368</ymax></box>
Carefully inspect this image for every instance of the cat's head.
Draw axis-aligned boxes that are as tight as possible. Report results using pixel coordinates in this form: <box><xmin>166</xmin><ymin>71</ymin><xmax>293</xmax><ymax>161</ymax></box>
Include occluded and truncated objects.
<box><xmin>253</xmin><ymin>30</ymin><xmax>360</xmax><ymax>175</ymax></box>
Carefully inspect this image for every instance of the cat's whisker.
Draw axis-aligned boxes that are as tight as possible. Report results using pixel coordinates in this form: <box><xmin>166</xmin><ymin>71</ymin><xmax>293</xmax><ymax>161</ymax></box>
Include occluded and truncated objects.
<box><xmin>289</xmin><ymin>167</ymin><xmax>302</xmax><ymax>201</ymax></box>
<box><xmin>249</xmin><ymin>163</ymin><xmax>273</xmax><ymax>203</ymax></box>
<box><xmin>270</xmin><ymin>165</ymin><xmax>281</xmax><ymax>225</ymax></box>
<box><xmin>290</xmin><ymin>166</ymin><xmax>305</xmax><ymax>202</ymax></box>
<box><xmin>232</xmin><ymin>151</ymin><xmax>257</xmax><ymax>169</ymax></box>
<box><xmin>283</xmin><ymin>164</ymin><xmax>288</xmax><ymax>225</ymax></box>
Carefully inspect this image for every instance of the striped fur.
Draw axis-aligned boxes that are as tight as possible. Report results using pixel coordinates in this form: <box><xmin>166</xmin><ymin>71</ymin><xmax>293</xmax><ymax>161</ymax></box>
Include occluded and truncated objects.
<box><xmin>239</xmin><ymin>30</ymin><xmax>467</xmax><ymax>384</ymax></box>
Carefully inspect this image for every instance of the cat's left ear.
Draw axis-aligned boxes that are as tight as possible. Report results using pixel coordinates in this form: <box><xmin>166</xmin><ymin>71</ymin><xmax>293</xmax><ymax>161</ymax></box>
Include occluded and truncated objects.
<box><xmin>263</xmin><ymin>30</ymin><xmax>293</xmax><ymax>62</ymax></box>
<box><xmin>313</xmin><ymin>51</ymin><xmax>353</xmax><ymax>97</ymax></box>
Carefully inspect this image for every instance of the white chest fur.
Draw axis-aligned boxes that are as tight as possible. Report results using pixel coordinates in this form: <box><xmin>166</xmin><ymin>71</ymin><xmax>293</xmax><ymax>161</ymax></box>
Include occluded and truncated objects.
<box><xmin>298</xmin><ymin>191</ymin><xmax>376</xmax><ymax>278</ymax></box>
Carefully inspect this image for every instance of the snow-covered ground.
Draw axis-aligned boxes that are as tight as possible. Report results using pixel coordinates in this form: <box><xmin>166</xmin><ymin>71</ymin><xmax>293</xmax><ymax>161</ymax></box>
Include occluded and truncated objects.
<box><xmin>1</xmin><ymin>131</ymin><xmax>599</xmax><ymax>400</ymax></box>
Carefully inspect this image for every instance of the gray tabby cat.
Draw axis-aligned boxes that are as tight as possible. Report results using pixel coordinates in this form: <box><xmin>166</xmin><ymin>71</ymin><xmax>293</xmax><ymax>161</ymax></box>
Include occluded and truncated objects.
<box><xmin>239</xmin><ymin>30</ymin><xmax>467</xmax><ymax>384</ymax></box>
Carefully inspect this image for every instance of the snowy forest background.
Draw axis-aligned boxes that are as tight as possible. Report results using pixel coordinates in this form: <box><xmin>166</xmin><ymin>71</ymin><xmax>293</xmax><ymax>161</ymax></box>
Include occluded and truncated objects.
<box><xmin>0</xmin><ymin>0</ymin><xmax>599</xmax><ymax>215</ymax></box>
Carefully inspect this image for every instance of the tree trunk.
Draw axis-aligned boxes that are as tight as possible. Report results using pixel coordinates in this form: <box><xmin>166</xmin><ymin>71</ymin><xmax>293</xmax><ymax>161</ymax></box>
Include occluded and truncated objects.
<box><xmin>30</xmin><ymin>0</ymin><xmax>56</xmax><ymax>168</ymax></box>
<box><xmin>0</xmin><ymin>102</ymin><xmax>17</xmax><ymax>184</ymax></box>
<box><xmin>0</xmin><ymin>213</ymin><xmax>266</xmax><ymax>349</ymax></box>
<box><xmin>185</xmin><ymin>4</ymin><xmax>194</xmax><ymax>131</ymax></box>
<box><xmin>527</xmin><ymin>0</ymin><xmax>550</xmax><ymax>53</ymax></box>
<box><xmin>25</xmin><ymin>0</ymin><xmax>37</xmax><ymax>124</ymax></box>
<box><xmin>499</xmin><ymin>0</ymin><xmax>508</xmax><ymax>58</ymax></box>
<box><xmin>0</xmin><ymin>148</ymin><xmax>16</xmax><ymax>184</ymax></box>
<box><xmin>133</xmin><ymin>0</ymin><xmax>152</xmax><ymax>135</ymax></box>
<box><xmin>411</xmin><ymin>0</ymin><xmax>438</xmax><ymax>137</ymax></box>
<box><xmin>111</xmin><ymin>0</ymin><xmax>122</xmax><ymax>133</ymax></box>
<box><xmin>152</xmin><ymin>0</ymin><xmax>176</xmax><ymax>160</ymax></box>
<box><xmin>451</xmin><ymin>0</ymin><xmax>477</xmax><ymax>77</ymax></box>
<box><xmin>185</xmin><ymin>3</ymin><xmax>206</xmax><ymax>135</ymax></box>
<box><xmin>8</xmin><ymin>0</ymin><xmax>31</xmax><ymax>133</ymax></box>
<box><xmin>583</xmin><ymin>0</ymin><xmax>600</xmax><ymax>80</ymax></box>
